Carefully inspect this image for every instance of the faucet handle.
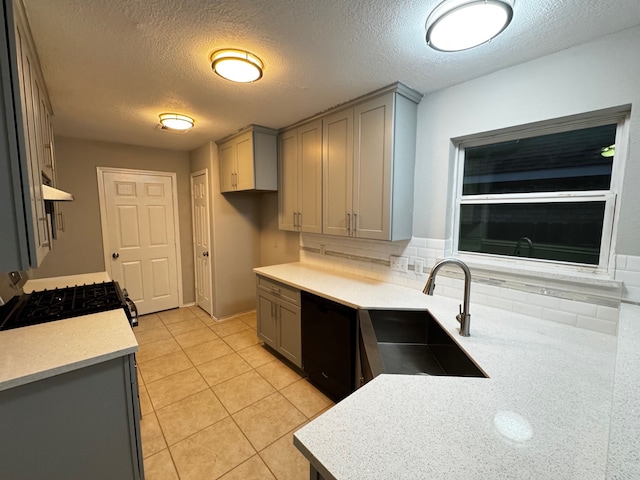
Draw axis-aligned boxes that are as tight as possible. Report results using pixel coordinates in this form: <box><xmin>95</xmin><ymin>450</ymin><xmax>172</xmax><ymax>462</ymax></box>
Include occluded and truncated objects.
<box><xmin>456</xmin><ymin>304</ymin><xmax>462</xmax><ymax>323</ymax></box>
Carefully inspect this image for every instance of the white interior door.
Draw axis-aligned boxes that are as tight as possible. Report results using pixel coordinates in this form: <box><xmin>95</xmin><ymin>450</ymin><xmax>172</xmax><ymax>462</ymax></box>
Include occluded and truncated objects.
<box><xmin>101</xmin><ymin>170</ymin><xmax>180</xmax><ymax>315</ymax></box>
<box><xmin>191</xmin><ymin>170</ymin><xmax>213</xmax><ymax>315</ymax></box>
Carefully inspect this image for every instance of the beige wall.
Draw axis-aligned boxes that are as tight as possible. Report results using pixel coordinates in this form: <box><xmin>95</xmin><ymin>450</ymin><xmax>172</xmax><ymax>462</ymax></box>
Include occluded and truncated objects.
<box><xmin>32</xmin><ymin>136</ymin><xmax>195</xmax><ymax>305</ymax></box>
<box><xmin>259</xmin><ymin>192</ymin><xmax>300</xmax><ymax>266</ymax></box>
<box><xmin>189</xmin><ymin>142</ymin><xmax>299</xmax><ymax>319</ymax></box>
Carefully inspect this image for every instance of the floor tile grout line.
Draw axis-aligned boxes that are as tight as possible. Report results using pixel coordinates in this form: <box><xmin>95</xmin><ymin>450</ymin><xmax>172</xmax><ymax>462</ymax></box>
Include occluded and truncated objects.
<box><xmin>139</xmin><ymin>308</ymin><xmax>313</xmax><ymax>479</ymax></box>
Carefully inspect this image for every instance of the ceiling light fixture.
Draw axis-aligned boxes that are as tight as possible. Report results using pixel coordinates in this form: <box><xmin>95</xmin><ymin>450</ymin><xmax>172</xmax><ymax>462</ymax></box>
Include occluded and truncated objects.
<box><xmin>426</xmin><ymin>0</ymin><xmax>514</xmax><ymax>52</ymax></box>
<box><xmin>159</xmin><ymin>113</ymin><xmax>195</xmax><ymax>131</ymax></box>
<box><xmin>210</xmin><ymin>49</ymin><xmax>264</xmax><ymax>83</ymax></box>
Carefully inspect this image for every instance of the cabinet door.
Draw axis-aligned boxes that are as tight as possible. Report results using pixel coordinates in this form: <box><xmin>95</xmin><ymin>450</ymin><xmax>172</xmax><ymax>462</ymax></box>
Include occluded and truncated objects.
<box><xmin>322</xmin><ymin>109</ymin><xmax>353</xmax><ymax>237</ymax></box>
<box><xmin>298</xmin><ymin>119</ymin><xmax>322</xmax><ymax>233</ymax></box>
<box><xmin>15</xmin><ymin>23</ymin><xmax>49</xmax><ymax>264</ymax></box>
<box><xmin>277</xmin><ymin>300</ymin><xmax>302</xmax><ymax>367</ymax></box>
<box><xmin>234</xmin><ymin>132</ymin><xmax>255</xmax><ymax>191</ymax></box>
<box><xmin>278</xmin><ymin>129</ymin><xmax>298</xmax><ymax>231</ymax></box>
<box><xmin>257</xmin><ymin>291</ymin><xmax>278</xmax><ymax>348</ymax></box>
<box><xmin>39</xmin><ymin>90</ymin><xmax>54</xmax><ymax>181</ymax></box>
<box><xmin>219</xmin><ymin>141</ymin><xmax>236</xmax><ymax>192</ymax></box>
<box><xmin>353</xmin><ymin>93</ymin><xmax>393</xmax><ymax>240</ymax></box>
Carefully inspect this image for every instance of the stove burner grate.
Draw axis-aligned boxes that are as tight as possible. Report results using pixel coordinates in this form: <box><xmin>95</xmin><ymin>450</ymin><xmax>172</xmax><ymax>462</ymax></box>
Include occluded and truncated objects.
<box><xmin>0</xmin><ymin>282</ymin><xmax>130</xmax><ymax>330</ymax></box>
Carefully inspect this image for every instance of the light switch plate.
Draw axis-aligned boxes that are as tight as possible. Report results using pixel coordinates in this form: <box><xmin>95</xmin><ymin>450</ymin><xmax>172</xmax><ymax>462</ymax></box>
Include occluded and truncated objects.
<box><xmin>390</xmin><ymin>255</ymin><xmax>409</xmax><ymax>273</ymax></box>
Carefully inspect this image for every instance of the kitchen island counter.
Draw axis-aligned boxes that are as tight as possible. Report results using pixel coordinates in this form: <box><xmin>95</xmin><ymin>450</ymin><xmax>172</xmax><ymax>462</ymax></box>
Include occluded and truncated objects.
<box><xmin>254</xmin><ymin>262</ymin><xmax>619</xmax><ymax>479</ymax></box>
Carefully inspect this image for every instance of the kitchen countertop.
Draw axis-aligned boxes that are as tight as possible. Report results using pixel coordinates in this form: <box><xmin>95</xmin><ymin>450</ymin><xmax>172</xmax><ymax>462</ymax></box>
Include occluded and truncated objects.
<box><xmin>0</xmin><ymin>272</ymin><xmax>137</xmax><ymax>392</ymax></box>
<box><xmin>254</xmin><ymin>262</ymin><xmax>619</xmax><ymax>479</ymax></box>
<box><xmin>23</xmin><ymin>271</ymin><xmax>112</xmax><ymax>292</ymax></box>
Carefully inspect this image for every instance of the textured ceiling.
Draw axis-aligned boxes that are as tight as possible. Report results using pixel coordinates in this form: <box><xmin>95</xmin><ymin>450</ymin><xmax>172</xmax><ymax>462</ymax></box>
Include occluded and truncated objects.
<box><xmin>21</xmin><ymin>0</ymin><xmax>640</xmax><ymax>151</ymax></box>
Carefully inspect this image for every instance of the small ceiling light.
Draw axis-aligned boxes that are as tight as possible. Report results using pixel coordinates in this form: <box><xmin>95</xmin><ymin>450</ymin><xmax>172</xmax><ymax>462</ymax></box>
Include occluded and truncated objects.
<box><xmin>210</xmin><ymin>49</ymin><xmax>264</xmax><ymax>83</ymax></box>
<box><xmin>600</xmin><ymin>144</ymin><xmax>615</xmax><ymax>158</ymax></box>
<box><xmin>159</xmin><ymin>113</ymin><xmax>195</xmax><ymax>131</ymax></box>
<box><xmin>426</xmin><ymin>0</ymin><xmax>514</xmax><ymax>52</ymax></box>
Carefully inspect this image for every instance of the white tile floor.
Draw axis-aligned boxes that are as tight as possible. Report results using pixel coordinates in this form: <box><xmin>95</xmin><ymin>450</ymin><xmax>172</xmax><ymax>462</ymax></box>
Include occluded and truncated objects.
<box><xmin>135</xmin><ymin>306</ymin><xmax>333</xmax><ymax>480</ymax></box>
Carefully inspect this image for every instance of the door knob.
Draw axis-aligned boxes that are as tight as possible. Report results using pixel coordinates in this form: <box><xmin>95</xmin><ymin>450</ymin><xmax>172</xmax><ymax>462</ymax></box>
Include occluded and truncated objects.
<box><xmin>112</xmin><ymin>252</ymin><xmax>120</xmax><ymax>259</ymax></box>
<box><xmin>203</xmin><ymin>251</ymin><xmax>209</xmax><ymax>257</ymax></box>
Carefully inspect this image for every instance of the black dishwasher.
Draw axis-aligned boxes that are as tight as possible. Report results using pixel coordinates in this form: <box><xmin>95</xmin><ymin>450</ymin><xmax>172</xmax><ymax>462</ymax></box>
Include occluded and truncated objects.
<box><xmin>301</xmin><ymin>291</ymin><xmax>357</xmax><ymax>402</ymax></box>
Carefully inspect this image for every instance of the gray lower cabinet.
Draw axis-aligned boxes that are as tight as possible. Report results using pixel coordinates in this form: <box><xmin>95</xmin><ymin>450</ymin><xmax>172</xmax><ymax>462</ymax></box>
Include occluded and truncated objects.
<box><xmin>256</xmin><ymin>275</ymin><xmax>302</xmax><ymax>367</ymax></box>
<box><xmin>0</xmin><ymin>354</ymin><xmax>143</xmax><ymax>480</ymax></box>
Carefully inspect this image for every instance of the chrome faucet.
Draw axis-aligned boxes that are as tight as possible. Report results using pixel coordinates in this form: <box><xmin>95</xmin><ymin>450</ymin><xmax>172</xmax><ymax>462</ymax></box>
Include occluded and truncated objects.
<box><xmin>423</xmin><ymin>258</ymin><xmax>472</xmax><ymax>337</ymax></box>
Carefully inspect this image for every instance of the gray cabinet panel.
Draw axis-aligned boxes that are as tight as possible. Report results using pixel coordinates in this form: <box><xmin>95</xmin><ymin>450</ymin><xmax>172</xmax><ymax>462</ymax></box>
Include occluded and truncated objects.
<box><xmin>278</xmin><ymin>120</ymin><xmax>322</xmax><ymax>233</ymax></box>
<box><xmin>0</xmin><ymin>0</ymin><xmax>58</xmax><ymax>270</ymax></box>
<box><xmin>0</xmin><ymin>356</ymin><xmax>142</xmax><ymax>480</ymax></box>
<box><xmin>257</xmin><ymin>290</ymin><xmax>278</xmax><ymax>347</ymax></box>
<box><xmin>216</xmin><ymin>125</ymin><xmax>277</xmax><ymax>192</ymax></box>
<box><xmin>281</xmin><ymin>83</ymin><xmax>421</xmax><ymax>241</ymax></box>
<box><xmin>256</xmin><ymin>274</ymin><xmax>302</xmax><ymax>367</ymax></box>
<box><xmin>278</xmin><ymin>300</ymin><xmax>301</xmax><ymax>365</ymax></box>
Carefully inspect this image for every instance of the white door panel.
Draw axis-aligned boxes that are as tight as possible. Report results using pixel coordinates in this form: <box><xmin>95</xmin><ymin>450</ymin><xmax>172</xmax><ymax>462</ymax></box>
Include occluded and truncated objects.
<box><xmin>121</xmin><ymin>261</ymin><xmax>144</xmax><ymax>303</ymax></box>
<box><xmin>102</xmin><ymin>171</ymin><xmax>179</xmax><ymax>315</ymax></box>
<box><xmin>191</xmin><ymin>171</ymin><xmax>213</xmax><ymax>315</ymax></box>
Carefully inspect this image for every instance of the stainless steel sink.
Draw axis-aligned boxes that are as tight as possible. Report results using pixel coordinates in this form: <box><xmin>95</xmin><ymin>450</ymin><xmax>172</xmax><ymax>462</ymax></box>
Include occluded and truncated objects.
<box><xmin>358</xmin><ymin>309</ymin><xmax>487</xmax><ymax>382</ymax></box>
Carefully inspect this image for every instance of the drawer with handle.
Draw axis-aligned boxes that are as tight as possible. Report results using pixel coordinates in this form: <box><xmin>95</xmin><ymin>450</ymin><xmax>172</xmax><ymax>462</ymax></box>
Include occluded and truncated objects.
<box><xmin>256</xmin><ymin>276</ymin><xmax>300</xmax><ymax>306</ymax></box>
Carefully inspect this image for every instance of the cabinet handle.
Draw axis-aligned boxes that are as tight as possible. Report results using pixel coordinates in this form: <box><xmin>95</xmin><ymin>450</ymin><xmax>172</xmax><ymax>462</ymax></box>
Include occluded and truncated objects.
<box><xmin>41</xmin><ymin>217</ymin><xmax>51</xmax><ymax>247</ymax></box>
<box><xmin>57</xmin><ymin>210</ymin><xmax>64</xmax><ymax>231</ymax></box>
<box><xmin>353</xmin><ymin>213</ymin><xmax>358</xmax><ymax>234</ymax></box>
<box><xmin>346</xmin><ymin>213</ymin><xmax>351</xmax><ymax>233</ymax></box>
<box><xmin>45</xmin><ymin>141</ymin><xmax>54</xmax><ymax>169</ymax></box>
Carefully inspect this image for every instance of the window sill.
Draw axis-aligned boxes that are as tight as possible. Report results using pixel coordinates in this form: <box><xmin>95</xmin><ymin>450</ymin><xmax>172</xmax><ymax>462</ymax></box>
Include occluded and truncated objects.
<box><xmin>438</xmin><ymin>254</ymin><xmax>622</xmax><ymax>307</ymax></box>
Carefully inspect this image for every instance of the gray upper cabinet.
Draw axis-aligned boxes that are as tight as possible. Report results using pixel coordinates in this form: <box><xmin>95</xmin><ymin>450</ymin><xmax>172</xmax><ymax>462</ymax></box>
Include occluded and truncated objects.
<box><xmin>323</xmin><ymin>85</ymin><xmax>421</xmax><ymax>241</ymax></box>
<box><xmin>278</xmin><ymin>119</ymin><xmax>322</xmax><ymax>233</ymax></box>
<box><xmin>322</xmin><ymin>108</ymin><xmax>353</xmax><ymax>237</ymax></box>
<box><xmin>0</xmin><ymin>0</ymin><xmax>55</xmax><ymax>271</ymax></box>
<box><xmin>216</xmin><ymin>125</ymin><xmax>278</xmax><ymax>193</ymax></box>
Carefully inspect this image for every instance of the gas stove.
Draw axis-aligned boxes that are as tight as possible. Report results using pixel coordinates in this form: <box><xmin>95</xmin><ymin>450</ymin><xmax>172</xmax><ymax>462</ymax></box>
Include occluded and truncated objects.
<box><xmin>0</xmin><ymin>275</ymin><xmax>138</xmax><ymax>331</ymax></box>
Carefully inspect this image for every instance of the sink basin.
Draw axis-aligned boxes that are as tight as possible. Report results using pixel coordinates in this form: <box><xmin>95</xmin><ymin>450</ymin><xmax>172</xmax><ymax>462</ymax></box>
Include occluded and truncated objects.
<box><xmin>358</xmin><ymin>309</ymin><xmax>487</xmax><ymax>381</ymax></box>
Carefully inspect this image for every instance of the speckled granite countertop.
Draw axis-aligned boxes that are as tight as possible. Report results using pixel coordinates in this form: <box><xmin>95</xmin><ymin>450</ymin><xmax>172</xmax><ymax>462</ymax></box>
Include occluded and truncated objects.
<box><xmin>0</xmin><ymin>272</ymin><xmax>137</xmax><ymax>392</ymax></box>
<box><xmin>254</xmin><ymin>263</ymin><xmax>619</xmax><ymax>479</ymax></box>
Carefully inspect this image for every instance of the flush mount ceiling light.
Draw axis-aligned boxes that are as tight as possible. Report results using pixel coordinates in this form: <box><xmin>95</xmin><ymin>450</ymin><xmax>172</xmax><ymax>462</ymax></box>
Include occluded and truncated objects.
<box><xmin>210</xmin><ymin>49</ymin><xmax>264</xmax><ymax>83</ymax></box>
<box><xmin>426</xmin><ymin>0</ymin><xmax>514</xmax><ymax>52</ymax></box>
<box><xmin>158</xmin><ymin>113</ymin><xmax>195</xmax><ymax>131</ymax></box>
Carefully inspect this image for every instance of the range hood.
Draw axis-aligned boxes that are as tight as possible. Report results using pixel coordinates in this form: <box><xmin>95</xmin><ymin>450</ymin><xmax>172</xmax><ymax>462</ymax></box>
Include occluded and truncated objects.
<box><xmin>42</xmin><ymin>184</ymin><xmax>74</xmax><ymax>201</ymax></box>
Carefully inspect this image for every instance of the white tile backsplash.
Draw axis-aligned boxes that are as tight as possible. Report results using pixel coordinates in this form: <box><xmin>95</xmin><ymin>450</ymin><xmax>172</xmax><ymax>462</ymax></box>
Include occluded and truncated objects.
<box><xmin>614</xmin><ymin>254</ymin><xmax>640</xmax><ymax>303</ymax></box>
<box><xmin>299</xmin><ymin>235</ymin><xmax>640</xmax><ymax>335</ymax></box>
<box><xmin>543</xmin><ymin>309</ymin><xmax>578</xmax><ymax>326</ymax></box>
<box><xmin>625</xmin><ymin>255</ymin><xmax>640</xmax><ymax>272</ymax></box>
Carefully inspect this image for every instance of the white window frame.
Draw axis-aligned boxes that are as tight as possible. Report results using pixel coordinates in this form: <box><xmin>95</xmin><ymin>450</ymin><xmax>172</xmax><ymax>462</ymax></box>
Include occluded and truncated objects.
<box><xmin>450</xmin><ymin>108</ymin><xmax>630</xmax><ymax>277</ymax></box>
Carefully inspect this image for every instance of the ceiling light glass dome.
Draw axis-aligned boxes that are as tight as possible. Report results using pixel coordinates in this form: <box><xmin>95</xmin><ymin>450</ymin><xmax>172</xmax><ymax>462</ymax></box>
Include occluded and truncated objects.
<box><xmin>426</xmin><ymin>0</ymin><xmax>514</xmax><ymax>52</ymax></box>
<box><xmin>210</xmin><ymin>49</ymin><xmax>264</xmax><ymax>83</ymax></box>
<box><xmin>158</xmin><ymin>113</ymin><xmax>195</xmax><ymax>131</ymax></box>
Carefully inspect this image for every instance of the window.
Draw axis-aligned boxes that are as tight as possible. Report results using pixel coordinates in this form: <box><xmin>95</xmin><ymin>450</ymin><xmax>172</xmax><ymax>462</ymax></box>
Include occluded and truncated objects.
<box><xmin>453</xmin><ymin>111</ymin><xmax>628</xmax><ymax>272</ymax></box>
